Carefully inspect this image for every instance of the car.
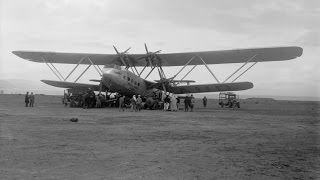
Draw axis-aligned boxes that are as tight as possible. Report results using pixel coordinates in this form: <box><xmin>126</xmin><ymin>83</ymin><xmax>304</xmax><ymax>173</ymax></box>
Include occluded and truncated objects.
<box><xmin>219</xmin><ymin>92</ymin><xmax>240</xmax><ymax>108</ymax></box>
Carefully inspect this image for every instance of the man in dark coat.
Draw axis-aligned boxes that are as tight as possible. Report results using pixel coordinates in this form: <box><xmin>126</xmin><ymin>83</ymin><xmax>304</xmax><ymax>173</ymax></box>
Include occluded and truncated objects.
<box><xmin>184</xmin><ymin>95</ymin><xmax>189</xmax><ymax>112</ymax></box>
<box><xmin>25</xmin><ymin>92</ymin><xmax>29</xmax><ymax>107</ymax></box>
<box><xmin>203</xmin><ymin>96</ymin><xmax>207</xmax><ymax>108</ymax></box>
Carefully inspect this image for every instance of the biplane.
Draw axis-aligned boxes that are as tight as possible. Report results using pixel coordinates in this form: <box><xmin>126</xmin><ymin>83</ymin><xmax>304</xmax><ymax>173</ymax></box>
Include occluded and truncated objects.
<box><xmin>12</xmin><ymin>44</ymin><xmax>303</xmax><ymax>97</ymax></box>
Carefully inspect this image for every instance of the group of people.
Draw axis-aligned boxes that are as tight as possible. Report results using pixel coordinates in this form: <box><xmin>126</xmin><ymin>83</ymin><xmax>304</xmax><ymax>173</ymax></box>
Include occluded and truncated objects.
<box><xmin>119</xmin><ymin>94</ymin><xmax>208</xmax><ymax>112</ymax></box>
<box><xmin>163</xmin><ymin>94</ymin><xmax>179</xmax><ymax>111</ymax></box>
<box><xmin>28</xmin><ymin>89</ymin><xmax>209</xmax><ymax>111</ymax></box>
<box><xmin>118</xmin><ymin>94</ymin><xmax>143</xmax><ymax>112</ymax></box>
<box><xmin>64</xmin><ymin>89</ymin><xmax>108</xmax><ymax>108</ymax></box>
<box><xmin>183</xmin><ymin>94</ymin><xmax>195</xmax><ymax>112</ymax></box>
<box><xmin>24</xmin><ymin>92</ymin><xmax>35</xmax><ymax>107</ymax></box>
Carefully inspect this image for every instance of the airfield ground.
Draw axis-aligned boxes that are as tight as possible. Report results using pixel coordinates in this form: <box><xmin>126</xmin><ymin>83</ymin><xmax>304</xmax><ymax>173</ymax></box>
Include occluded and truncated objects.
<box><xmin>0</xmin><ymin>94</ymin><xmax>319</xmax><ymax>179</ymax></box>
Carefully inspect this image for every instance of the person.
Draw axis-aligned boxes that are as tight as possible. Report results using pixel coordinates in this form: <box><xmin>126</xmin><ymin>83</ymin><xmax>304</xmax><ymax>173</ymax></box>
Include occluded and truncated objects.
<box><xmin>25</xmin><ymin>92</ymin><xmax>29</xmax><ymax>107</ymax></box>
<box><xmin>170</xmin><ymin>95</ymin><xmax>178</xmax><ymax>112</ymax></box>
<box><xmin>190</xmin><ymin>94</ymin><xmax>195</xmax><ymax>112</ymax></box>
<box><xmin>164</xmin><ymin>95</ymin><xmax>171</xmax><ymax>111</ymax></box>
<box><xmin>176</xmin><ymin>96</ymin><xmax>180</xmax><ymax>110</ymax></box>
<box><xmin>130</xmin><ymin>95</ymin><xmax>137</xmax><ymax>112</ymax></box>
<box><xmin>136</xmin><ymin>95</ymin><xmax>142</xmax><ymax>111</ymax></box>
<box><xmin>29</xmin><ymin>92</ymin><xmax>35</xmax><ymax>107</ymax></box>
<box><xmin>63</xmin><ymin>97</ymin><xmax>68</xmax><ymax>107</ymax></box>
<box><xmin>203</xmin><ymin>96</ymin><xmax>207</xmax><ymax>108</ymax></box>
<box><xmin>119</xmin><ymin>95</ymin><xmax>125</xmax><ymax>112</ymax></box>
<box><xmin>95</xmin><ymin>94</ymin><xmax>101</xmax><ymax>108</ymax></box>
<box><xmin>81</xmin><ymin>93</ymin><xmax>86</xmax><ymax>108</ymax></box>
<box><xmin>184</xmin><ymin>95</ymin><xmax>189</xmax><ymax>112</ymax></box>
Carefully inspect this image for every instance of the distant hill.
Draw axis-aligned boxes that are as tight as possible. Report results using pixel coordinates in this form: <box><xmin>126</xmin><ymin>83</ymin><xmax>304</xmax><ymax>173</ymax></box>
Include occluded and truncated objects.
<box><xmin>0</xmin><ymin>79</ymin><xmax>62</xmax><ymax>95</ymax></box>
<box><xmin>246</xmin><ymin>97</ymin><xmax>276</xmax><ymax>102</ymax></box>
<box><xmin>190</xmin><ymin>93</ymin><xmax>320</xmax><ymax>102</ymax></box>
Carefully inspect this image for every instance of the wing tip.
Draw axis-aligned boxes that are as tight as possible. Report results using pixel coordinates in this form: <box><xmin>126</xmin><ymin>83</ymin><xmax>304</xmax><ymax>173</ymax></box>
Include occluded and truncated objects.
<box><xmin>12</xmin><ymin>51</ymin><xmax>21</xmax><ymax>57</ymax></box>
<box><xmin>296</xmin><ymin>46</ymin><xmax>303</xmax><ymax>57</ymax></box>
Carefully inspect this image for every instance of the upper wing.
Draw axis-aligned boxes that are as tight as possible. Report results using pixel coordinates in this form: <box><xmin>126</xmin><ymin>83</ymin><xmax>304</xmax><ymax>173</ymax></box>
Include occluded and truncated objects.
<box><xmin>167</xmin><ymin>82</ymin><xmax>253</xmax><ymax>94</ymax></box>
<box><xmin>41</xmin><ymin>80</ymin><xmax>100</xmax><ymax>91</ymax></box>
<box><xmin>158</xmin><ymin>46</ymin><xmax>302</xmax><ymax>66</ymax></box>
<box><xmin>12</xmin><ymin>46</ymin><xmax>302</xmax><ymax>66</ymax></box>
<box><xmin>12</xmin><ymin>51</ymin><xmax>120</xmax><ymax>65</ymax></box>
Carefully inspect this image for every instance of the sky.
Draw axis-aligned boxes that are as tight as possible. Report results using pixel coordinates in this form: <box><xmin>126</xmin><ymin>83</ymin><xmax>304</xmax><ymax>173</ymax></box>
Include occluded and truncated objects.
<box><xmin>0</xmin><ymin>0</ymin><xmax>319</xmax><ymax>98</ymax></box>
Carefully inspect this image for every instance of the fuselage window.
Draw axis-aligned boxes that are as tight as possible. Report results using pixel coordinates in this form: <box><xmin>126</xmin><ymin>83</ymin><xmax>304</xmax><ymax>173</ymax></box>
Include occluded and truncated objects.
<box><xmin>123</xmin><ymin>76</ymin><xmax>126</xmax><ymax>79</ymax></box>
<box><xmin>134</xmin><ymin>82</ymin><xmax>137</xmax><ymax>85</ymax></box>
<box><xmin>128</xmin><ymin>77</ymin><xmax>130</xmax><ymax>81</ymax></box>
<box><xmin>138</xmin><ymin>83</ymin><xmax>140</xmax><ymax>86</ymax></box>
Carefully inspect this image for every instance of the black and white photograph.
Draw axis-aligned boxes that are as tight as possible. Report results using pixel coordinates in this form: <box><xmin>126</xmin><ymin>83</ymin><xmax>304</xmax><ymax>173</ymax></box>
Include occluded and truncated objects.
<box><xmin>0</xmin><ymin>0</ymin><xmax>319</xmax><ymax>179</ymax></box>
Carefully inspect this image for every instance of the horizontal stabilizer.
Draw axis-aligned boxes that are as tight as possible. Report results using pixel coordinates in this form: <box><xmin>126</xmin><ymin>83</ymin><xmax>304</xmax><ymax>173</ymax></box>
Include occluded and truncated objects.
<box><xmin>167</xmin><ymin>82</ymin><xmax>253</xmax><ymax>94</ymax></box>
<box><xmin>41</xmin><ymin>80</ymin><xmax>99</xmax><ymax>90</ymax></box>
<box><xmin>89</xmin><ymin>79</ymin><xmax>101</xmax><ymax>82</ymax></box>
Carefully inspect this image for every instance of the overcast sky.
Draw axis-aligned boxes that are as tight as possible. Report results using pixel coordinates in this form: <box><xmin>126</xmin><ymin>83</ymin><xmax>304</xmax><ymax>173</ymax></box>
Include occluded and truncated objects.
<box><xmin>1</xmin><ymin>0</ymin><xmax>319</xmax><ymax>98</ymax></box>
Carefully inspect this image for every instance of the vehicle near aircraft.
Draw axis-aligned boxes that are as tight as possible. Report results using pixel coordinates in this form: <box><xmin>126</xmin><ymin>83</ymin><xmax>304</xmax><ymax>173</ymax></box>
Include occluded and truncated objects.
<box><xmin>12</xmin><ymin>44</ymin><xmax>303</xmax><ymax>99</ymax></box>
<box><xmin>219</xmin><ymin>92</ymin><xmax>240</xmax><ymax>108</ymax></box>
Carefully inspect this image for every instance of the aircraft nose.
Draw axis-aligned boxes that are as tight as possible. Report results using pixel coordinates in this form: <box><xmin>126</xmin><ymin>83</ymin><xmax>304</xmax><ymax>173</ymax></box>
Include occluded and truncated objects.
<box><xmin>102</xmin><ymin>69</ymin><xmax>111</xmax><ymax>79</ymax></box>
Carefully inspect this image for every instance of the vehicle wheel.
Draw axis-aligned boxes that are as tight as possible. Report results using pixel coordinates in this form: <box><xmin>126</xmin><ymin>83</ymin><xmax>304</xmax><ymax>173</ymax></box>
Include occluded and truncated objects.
<box><xmin>229</xmin><ymin>102</ymin><xmax>233</xmax><ymax>108</ymax></box>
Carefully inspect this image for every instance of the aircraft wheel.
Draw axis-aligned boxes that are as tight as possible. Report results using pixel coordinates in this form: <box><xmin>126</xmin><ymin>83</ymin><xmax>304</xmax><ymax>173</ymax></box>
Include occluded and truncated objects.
<box><xmin>145</xmin><ymin>97</ymin><xmax>154</xmax><ymax>109</ymax></box>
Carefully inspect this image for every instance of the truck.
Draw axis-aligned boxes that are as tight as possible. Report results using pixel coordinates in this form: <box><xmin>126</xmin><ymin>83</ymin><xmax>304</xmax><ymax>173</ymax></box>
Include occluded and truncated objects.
<box><xmin>218</xmin><ymin>92</ymin><xmax>240</xmax><ymax>108</ymax></box>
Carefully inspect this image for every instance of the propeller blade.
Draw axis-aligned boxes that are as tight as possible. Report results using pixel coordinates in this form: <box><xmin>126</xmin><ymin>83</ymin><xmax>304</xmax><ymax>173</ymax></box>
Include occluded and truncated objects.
<box><xmin>155</xmin><ymin>50</ymin><xmax>161</xmax><ymax>53</ymax></box>
<box><xmin>144</xmin><ymin>43</ymin><xmax>149</xmax><ymax>53</ymax></box>
<box><xmin>119</xmin><ymin>56</ymin><xmax>127</xmax><ymax>67</ymax></box>
<box><xmin>113</xmin><ymin>46</ymin><xmax>120</xmax><ymax>54</ymax></box>
<box><xmin>124</xmin><ymin>47</ymin><xmax>131</xmax><ymax>53</ymax></box>
<box><xmin>148</xmin><ymin>56</ymin><xmax>153</xmax><ymax>67</ymax></box>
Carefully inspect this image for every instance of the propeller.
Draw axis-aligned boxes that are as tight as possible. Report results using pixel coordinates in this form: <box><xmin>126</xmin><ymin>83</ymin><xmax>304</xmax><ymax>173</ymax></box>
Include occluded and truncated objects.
<box><xmin>137</xmin><ymin>43</ymin><xmax>161</xmax><ymax>67</ymax></box>
<box><xmin>153</xmin><ymin>76</ymin><xmax>176</xmax><ymax>94</ymax></box>
<box><xmin>113</xmin><ymin>46</ymin><xmax>132</xmax><ymax>68</ymax></box>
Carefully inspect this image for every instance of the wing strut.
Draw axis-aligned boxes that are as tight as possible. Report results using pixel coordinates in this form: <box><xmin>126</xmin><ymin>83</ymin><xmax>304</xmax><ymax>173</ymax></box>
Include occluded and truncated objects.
<box><xmin>223</xmin><ymin>54</ymin><xmax>257</xmax><ymax>83</ymax></box>
<box><xmin>232</xmin><ymin>62</ymin><xmax>258</xmax><ymax>82</ymax></box>
<box><xmin>172</xmin><ymin>56</ymin><xmax>195</xmax><ymax>79</ymax></box>
<box><xmin>41</xmin><ymin>56</ymin><xmax>63</xmax><ymax>81</ymax></box>
<box><xmin>40</xmin><ymin>55</ymin><xmax>103</xmax><ymax>83</ymax></box>
<box><xmin>177</xmin><ymin>64</ymin><xmax>197</xmax><ymax>85</ymax></box>
<box><xmin>145</xmin><ymin>66</ymin><xmax>156</xmax><ymax>79</ymax></box>
<box><xmin>197</xmin><ymin>56</ymin><xmax>220</xmax><ymax>83</ymax></box>
<box><xmin>64</xmin><ymin>56</ymin><xmax>87</xmax><ymax>81</ymax></box>
<box><xmin>75</xmin><ymin>65</ymin><xmax>91</xmax><ymax>82</ymax></box>
<box><xmin>88</xmin><ymin>57</ymin><xmax>103</xmax><ymax>77</ymax></box>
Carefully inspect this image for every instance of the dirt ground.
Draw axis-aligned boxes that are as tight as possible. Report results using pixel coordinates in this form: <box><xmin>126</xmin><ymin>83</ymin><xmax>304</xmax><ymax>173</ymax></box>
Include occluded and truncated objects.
<box><xmin>0</xmin><ymin>94</ymin><xmax>319</xmax><ymax>179</ymax></box>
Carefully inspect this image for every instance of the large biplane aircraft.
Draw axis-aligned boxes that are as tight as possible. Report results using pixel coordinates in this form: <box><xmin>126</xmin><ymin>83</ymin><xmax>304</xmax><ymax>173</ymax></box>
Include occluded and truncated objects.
<box><xmin>12</xmin><ymin>44</ymin><xmax>303</xmax><ymax>97</ymax></box>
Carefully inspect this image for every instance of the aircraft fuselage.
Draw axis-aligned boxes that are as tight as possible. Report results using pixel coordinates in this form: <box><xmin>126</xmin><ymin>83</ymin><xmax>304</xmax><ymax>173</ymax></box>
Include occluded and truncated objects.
<box><xmin>101</xmin><ymin>64</ymin><xmax>152</xmax><ymax>96</ymax></box>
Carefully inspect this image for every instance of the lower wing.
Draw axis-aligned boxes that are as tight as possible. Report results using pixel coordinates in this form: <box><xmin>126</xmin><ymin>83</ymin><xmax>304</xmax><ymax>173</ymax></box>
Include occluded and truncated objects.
<box><xmin>167</xmin><ymin>82</ymin><xmax>253</xmax><ymax>94</ymax></box>
<box><xmin>41</xmin><ymin>80</ymin><xmax>100</xmax><ymax>91</ymax></box>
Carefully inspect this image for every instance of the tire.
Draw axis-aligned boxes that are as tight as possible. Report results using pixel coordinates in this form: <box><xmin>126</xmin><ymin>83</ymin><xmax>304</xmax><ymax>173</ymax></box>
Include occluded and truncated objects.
<box><xmin>145</xmin><ymin>97</ymin><xmax>154</xmax><ymax>109</ymax></box>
